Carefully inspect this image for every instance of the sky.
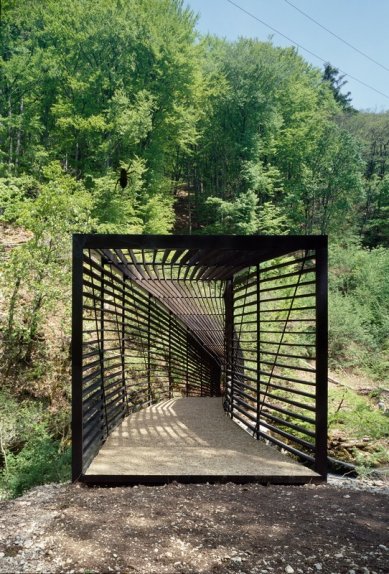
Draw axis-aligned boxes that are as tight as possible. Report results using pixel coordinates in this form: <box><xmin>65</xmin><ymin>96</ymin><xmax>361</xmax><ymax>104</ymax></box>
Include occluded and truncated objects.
<box><xmin>186</xmin><ymin>0</ymin><xmax>389</xmax><ymax>112</ymax></box>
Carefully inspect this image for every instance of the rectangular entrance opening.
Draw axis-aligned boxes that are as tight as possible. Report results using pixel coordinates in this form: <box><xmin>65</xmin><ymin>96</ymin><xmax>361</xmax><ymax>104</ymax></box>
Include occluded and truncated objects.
<box><xmin>72</xmin><ymin>235</ymin><xmax>327</xmax><ymax>484</ymax></box>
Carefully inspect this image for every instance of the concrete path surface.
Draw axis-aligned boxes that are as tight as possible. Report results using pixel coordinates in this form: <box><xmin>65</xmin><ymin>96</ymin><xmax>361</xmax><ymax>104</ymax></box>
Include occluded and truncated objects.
<box><xmin>86</xmin><ymin>397</ymin><xmax>320</xmax><ymax>482</ymax></box>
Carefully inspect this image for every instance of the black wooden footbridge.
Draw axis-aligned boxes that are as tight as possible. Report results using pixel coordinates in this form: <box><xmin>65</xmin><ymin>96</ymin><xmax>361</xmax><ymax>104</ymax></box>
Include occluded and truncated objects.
<box><xmin>72</xmin><ymin>235</ymin><xmax>327</xmax><ymax>484</ymax></box>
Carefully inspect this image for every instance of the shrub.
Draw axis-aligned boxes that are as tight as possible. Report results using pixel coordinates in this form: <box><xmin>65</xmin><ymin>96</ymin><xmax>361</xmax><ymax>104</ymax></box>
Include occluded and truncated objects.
<box><xmin>0</xmin><ymin>390</ymin><xmax>70</xmax><ymax>499</ymax></box>
<box><xmin>2</xmin><ymin>434</ymin><xmax>70</xmax><ymax>498</ymax></box>
<box><xmin>329</xmin><ymin>240</ymin><xmax>389</xmax><ymax>379</ymax></box>
<box><xmin>328</xmin><ymin>386</ymin><xmax>388</xmax><ymax>440</ymax></box>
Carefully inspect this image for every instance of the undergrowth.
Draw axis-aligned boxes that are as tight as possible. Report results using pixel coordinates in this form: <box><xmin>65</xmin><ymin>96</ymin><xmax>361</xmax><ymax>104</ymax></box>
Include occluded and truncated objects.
<box><xmin>329</xmin><ymin>386</ymin><xmax>388</xmax><ymax>440</ymax></box>
<box><xmin>0</xmin><ymin>390</ymin><xmax>70</xmax><ymax>499</ymax></box>
<box><xmin>328</xmin><ymin>385</ymin><xmax>389</xmax><ymax>470</ymax></box>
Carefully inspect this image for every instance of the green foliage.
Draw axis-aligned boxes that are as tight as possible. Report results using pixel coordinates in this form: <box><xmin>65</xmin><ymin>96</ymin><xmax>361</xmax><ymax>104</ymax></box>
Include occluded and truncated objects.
<box><xmin>1</xmin><ymin>0</ymin><xmax>385</xmax><ymax>245</ymax></box>
<box><xmin>206</xmin><ymin>191</ymin><xmax>259</xmax><ymax>234</ymax></box>
<box><xmin>360</xmin><ymin>175</ymin><xmax>389</xmax><ymax>246</ymax></box>
<box><xmin>0</xmin><ymin>0</ymin><xmax>204</xmax><ymax>201</ymax></box>
<box><xmin>2</xmin><ymin>435</ymin><xmax>71</xmax><ymax>499</ymax></box>
<box><xmin>257</xmin><ymin>202</ymin><xmax>289</xmax><ymax>235</ymax></box>
<box><xmin>340</xmin><ymin>110</ymin><xmax>389</xmax><ymax>247</ymax></box>
<box><xmin>328</xmin><ymin>384</ymin><xmax>389</xmax><ymax>472</ymax></box>
<box><xmin>322</xmin><ymin>63</ymin><xmax>353</xmax><ymax>111</ymax></box>
<box><xmin>141</xmin><ymin>193</ymin><xmax>175</xmax><ymax>234</ymax></box>
<box><xmin>206</xmin><ymin>192</ymin><xmax>288</xmax><ymax>235</ymax></box>
<box><xmin>189</xmin><ymin>38</ymin><xmax>365</xmax><ymax>237</ymax></box>
<box><xmin>0</xmin><ymin>164</ymin><xmax>93</xmax><ymax>367</ymax></box>
<box><xmin>91</xmin><ymin>174</ymin><xmax>143</xmax><ymax>234</ymax></box>
<box><xmin>284</xmin><ymin>124</ymin><xmax>364</xmax><ymax>234</ymax></box>
<box><xmin>329</xmin><ymin>240</ymin><xmax>389</xmax><ymax>378</ymax></box>
<box><xmin>0</xmin><ymin>391</ymin><xmax>70</xmax><ymax>499</ymax></box>
<box><xmin>329</xmin><ymin>291</ymin><xmax>372</xmax><ymax>367</ymax></box>
<box><xmin>353</xmin><ymin>444</ymin><xmax>389</xmax><ymax>474</ymax></box>
<box><xmin>0</xmin><ymin>163</ymin><xmax>93</xmax><ymax>234</ymax></box>
<box><xmin>328</xmin><ymin>386</ymin><xmax>388</xmax><ymax>441</ymax></box>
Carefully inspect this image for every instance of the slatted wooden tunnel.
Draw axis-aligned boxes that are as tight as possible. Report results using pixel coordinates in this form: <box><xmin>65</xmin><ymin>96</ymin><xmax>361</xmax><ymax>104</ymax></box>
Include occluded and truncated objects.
<box><xmin>72</xmin><ymin>235</ymin><xmax>328</xmax><ymax>484</ymax></box>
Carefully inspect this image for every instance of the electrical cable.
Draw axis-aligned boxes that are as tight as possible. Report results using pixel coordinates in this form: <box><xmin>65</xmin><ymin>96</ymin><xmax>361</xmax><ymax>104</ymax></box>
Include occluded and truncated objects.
<box><xmin>284</xmin><ymin>0</ymin><xmax>389</xmax><ymax>73</ymax></box>
<box><xmin>225</xmin><ymin>0</ymin><xmax>389</xmax><ymax>101</ymax></box>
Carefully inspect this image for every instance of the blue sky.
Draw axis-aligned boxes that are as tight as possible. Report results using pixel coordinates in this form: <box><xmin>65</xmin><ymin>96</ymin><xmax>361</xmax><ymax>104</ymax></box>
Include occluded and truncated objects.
<box><xmin>186</xmin><ymin>0</ymin><xmax>389</xmax><ymax>112</ymax></box>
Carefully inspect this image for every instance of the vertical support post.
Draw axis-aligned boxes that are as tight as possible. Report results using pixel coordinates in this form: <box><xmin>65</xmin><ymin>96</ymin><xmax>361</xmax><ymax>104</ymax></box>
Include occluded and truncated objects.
<box><xmin>72</xmin><ymin>235</ymin><xmax>84</xmax><ymax>481</ymax></box>
<box><xmin>147</xmin><ymin>293</ymin><xmax>151</xmax><ymax>404</ymax></box>
<box><xmin>210</xmin><ymin>354</ymin><xmax>214</xmax><ymax>398</ymax></box>
<box><xmin>200</xmin><ymin>359</ymin><xmax>203</xmax><ymax>397</ymax></box>
<box><xmin>224</xmin><ymin>278</ymin><xmax>234</xmax><ymax>418</ymax></box>
<box><xmin>121</xmin><ymin>276</ymin><xmax>127</xmax><ymax>415</ymax></box>
<box><xmin>256</xmin><ymin>263</ymin><xmax>261</xmax><ymax>440</ymax></box>
<box><xmin>185</xmin><ymin>329</ymin><xmax>189</xmax><ymax>396</ymax></box>
<box><xmin>211</xmin><ymin>360</ymin><xmax>222</xmax><ymax>397</ymax></box>
<box><xmin>168</xmin><ymin>311</ymin><xmax>172</xmax><ymax>399</ymax></box>
<box><xmin>315</xmin><ymin>242</ymin><xmax>328</xmax><ymax>478</ymax></box>
<box><xmin>101</xmin><ymin>257</ymin><xmax>108</xmax><ymax>436</ymax></box>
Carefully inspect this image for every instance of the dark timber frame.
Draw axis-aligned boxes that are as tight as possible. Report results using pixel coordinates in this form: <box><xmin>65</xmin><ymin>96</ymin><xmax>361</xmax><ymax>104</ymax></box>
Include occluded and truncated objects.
<box><xmin>72</xmin><ymin>234</ymin><xmax>328</xmax><ymax>484</ymax></box>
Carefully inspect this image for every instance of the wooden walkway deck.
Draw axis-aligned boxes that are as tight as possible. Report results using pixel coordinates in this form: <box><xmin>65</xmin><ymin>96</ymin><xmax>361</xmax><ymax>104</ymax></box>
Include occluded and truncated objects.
<box><xmin>85</xmin><ymin>398</ymin><xmax>321</xmax><ymax>484</ymax></box>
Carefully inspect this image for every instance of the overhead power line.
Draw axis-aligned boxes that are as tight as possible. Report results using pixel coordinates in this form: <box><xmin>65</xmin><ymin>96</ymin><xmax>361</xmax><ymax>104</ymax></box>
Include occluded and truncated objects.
<box><xmin>225</xmin><ymin>0</ymin><xmax>389</xmax><ymax>101</ymax></box>
<box><xmin>284</xmin><ymin>0</ymin><xmax>389</xmax><ymax>73</ymax></box>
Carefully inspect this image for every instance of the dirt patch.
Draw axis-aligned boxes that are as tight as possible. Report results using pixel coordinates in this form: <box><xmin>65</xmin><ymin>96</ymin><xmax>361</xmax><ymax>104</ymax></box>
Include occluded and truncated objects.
<box><xmin>0</xmin><ymin>481</ymin><xmax>387</xmax><ymax>573</ymax></box>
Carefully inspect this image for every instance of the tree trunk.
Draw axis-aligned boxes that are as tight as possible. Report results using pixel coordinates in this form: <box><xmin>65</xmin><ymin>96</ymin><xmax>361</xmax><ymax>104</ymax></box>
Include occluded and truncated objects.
<box><xmin>8</xmin><ymin>94</ymin><xmax>13</xmax><ymax>171</ymax></box>
<box><xmin>15</xmin><ymin>98</ymin><xmax>24</xmax><ymax>173</ymax></box>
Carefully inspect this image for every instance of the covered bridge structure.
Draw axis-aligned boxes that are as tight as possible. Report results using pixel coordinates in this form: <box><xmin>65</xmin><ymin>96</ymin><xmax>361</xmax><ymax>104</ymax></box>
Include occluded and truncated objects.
<box><xmin>72</xmin><ymin>234</ymin><xmax>327</xmax><ymax>484</ymax></box>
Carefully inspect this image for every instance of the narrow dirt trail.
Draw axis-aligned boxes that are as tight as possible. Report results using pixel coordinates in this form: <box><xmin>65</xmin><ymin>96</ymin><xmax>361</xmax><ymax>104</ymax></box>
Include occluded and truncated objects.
<box><xmin>0</xmin><ymin>480</ymin><xmax>387</xmax><ymax>574</ymax></box>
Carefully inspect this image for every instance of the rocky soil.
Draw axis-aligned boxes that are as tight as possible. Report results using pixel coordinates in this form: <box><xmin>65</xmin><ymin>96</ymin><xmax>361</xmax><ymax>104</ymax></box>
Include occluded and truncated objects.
<box><xmin>0</xmin><ymin>477</ymin><xmax>388</xmax><ymax>574</ymax></box>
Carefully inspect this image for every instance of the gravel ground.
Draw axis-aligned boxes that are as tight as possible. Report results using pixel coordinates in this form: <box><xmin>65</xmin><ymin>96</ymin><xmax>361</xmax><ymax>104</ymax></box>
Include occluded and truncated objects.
<box><xmin>0</xmin><ymin>478</ymin><xmax>388</xmax><ymax>574</ymax></box>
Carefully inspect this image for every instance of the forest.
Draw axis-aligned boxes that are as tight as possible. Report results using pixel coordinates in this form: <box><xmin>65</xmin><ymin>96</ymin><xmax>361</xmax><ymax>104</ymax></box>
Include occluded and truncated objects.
<box><xmin>0</xmin><ymin>0</ymin><xmax>388</xmax><ymax>497</ymax></box>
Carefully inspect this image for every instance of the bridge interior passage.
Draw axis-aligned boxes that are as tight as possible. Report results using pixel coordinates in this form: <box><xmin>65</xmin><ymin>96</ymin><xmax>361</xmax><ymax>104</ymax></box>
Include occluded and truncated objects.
<box><xmin>72</xmin><ymin>235</ymin><xmax>328</xmax><ymax>484</ymax></box>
